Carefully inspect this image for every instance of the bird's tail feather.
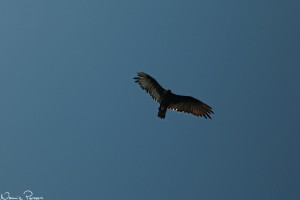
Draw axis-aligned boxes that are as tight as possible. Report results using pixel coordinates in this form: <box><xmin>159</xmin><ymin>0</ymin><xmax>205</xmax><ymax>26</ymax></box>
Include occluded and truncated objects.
<box><xmin>158</xmin><ymin>107</ymin><xmax>166</xmax><ymax>119</ymax></box>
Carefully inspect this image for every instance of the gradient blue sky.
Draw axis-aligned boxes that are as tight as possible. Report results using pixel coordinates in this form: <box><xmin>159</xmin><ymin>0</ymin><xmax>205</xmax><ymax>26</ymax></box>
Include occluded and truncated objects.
<box><xmin>1</xmin><ymin>1</ymin><xmax>300</xmax><ymax>199</ymax></box>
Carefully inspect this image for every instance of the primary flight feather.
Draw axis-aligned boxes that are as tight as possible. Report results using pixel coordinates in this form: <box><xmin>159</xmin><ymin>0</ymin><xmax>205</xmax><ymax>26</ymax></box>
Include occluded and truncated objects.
<box><xmin>134</xmin><ymin>72</ymin><xmax>214</xmax><ymax>119</ymax></box>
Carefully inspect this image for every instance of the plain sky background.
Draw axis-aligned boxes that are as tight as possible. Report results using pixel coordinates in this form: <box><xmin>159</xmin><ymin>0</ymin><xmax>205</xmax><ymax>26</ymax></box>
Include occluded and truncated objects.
<box><xmin>1</xmin><ymin>0</ymin><xmax>299</xmax><ymax>199</ymax></box>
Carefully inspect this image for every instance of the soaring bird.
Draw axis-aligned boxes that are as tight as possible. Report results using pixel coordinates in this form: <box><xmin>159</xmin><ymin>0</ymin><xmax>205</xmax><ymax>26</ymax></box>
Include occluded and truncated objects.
<box><xmin>134</xmin><ymin>72</ymin><xmax>214</xmax><ymax>119</ymax></box>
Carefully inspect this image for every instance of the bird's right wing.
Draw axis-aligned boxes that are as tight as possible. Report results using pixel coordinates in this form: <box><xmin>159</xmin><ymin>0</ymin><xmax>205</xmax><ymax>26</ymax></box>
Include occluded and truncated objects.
<box><xmin>168</xmin><ymin>94</ymin><xmax>214</xmax><ymax>119</ymax></box>
<box><xmin>134</xmin><ymin>72</ymin><xmax>166</xmax><ymax>102</ymax></box>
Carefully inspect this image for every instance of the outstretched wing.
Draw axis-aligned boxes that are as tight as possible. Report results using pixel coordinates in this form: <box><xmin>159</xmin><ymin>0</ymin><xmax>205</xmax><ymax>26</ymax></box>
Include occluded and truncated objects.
<box><xmin>168</xmin><ymin>94</ymin><xmax>214</xmax><ymax>119</ymax></box>
<box><xmin>134</xmin><ymin>72</ymin><xmax>166</xmax><ymax>102</ymax></box>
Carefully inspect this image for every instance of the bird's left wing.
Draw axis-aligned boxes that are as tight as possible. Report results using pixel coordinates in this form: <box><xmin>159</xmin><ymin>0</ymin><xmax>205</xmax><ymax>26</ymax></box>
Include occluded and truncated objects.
<box><xmin>134</xmin><ymin>72</ymin><xmax>166</xmax><ymax>102</ymax></box>
<box><xmin>168</xmin><ymin>94</ymin><xmax>214</xmax><ymax>118</ymax></box>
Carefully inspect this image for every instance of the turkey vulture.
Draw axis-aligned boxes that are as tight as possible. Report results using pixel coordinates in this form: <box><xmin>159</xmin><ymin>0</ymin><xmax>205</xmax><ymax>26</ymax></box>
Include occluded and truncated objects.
<box><xmin>134</xmin><ymin>72</ymin><xmax>214</xmax><ymax>119</ymax></box>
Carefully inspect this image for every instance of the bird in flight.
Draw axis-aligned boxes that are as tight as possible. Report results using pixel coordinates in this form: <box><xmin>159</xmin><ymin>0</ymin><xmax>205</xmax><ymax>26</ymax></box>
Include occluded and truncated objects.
<box><xmin>134</xmin><ymin>72</ymin><xmax>214</xmax><ymax>119</ymax></box>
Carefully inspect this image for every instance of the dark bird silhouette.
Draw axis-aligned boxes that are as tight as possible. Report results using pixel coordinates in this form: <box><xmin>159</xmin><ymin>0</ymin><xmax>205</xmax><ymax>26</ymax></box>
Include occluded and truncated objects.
<box><xmin>134</xmin><ymin>72</ymin><xmax>214</xmax><ymax>119</ymax></box>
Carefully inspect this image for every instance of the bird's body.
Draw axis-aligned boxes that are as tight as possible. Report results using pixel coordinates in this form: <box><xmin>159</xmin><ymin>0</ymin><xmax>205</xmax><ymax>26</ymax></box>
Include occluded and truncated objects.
<box><xmin>134</xmin><ymin>72</ymin><xmax>214</xmax><ymax>119</ymax></box>
<box><xmin>158</xmin><ymin>90</ymin><xmax>172</xmax><ymax>118</ymax></box>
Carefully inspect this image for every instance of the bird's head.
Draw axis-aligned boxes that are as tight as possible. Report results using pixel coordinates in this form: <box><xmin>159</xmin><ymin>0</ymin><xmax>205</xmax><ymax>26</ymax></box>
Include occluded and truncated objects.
<box><xmin>166</xmin><ymin>89</ymin><xmax>172</xmax><ymax>93</ymax></box>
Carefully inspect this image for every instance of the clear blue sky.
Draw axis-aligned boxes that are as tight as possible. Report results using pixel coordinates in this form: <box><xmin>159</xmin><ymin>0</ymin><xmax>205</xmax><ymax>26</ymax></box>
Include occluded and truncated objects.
<box><xmin>1</xmin><ymin>1</ymin><xmax>299</xmax><ymax>199</ymax></box>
